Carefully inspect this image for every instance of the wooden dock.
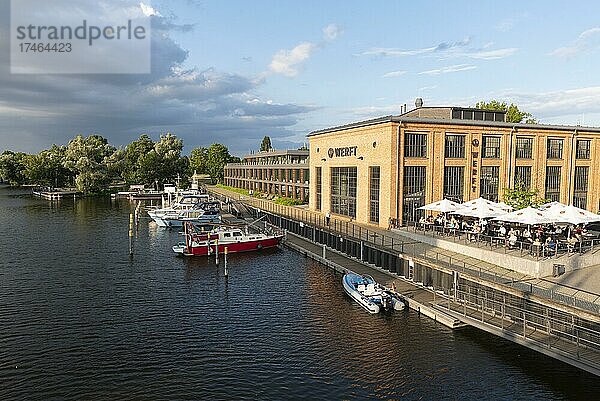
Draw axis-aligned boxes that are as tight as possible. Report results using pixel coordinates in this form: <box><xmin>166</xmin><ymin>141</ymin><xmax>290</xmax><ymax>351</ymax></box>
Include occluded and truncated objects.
<box><xmin>284</xmin><ymin>232</ymin><xmax>465</xmax><ymax>329</ymax></box>
<box><xmin>32</xmin><ymin>189</ymin><xmax>80</xmax><ymax>200</ymax></box>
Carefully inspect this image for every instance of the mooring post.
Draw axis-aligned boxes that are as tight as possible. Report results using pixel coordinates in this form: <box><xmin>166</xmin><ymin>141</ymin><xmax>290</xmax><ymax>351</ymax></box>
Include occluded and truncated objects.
<box><xmin>215</xmin><ymin>239</ymin><xmax>219</xmax><ymax>265</ymax></box>
<box><xmin>224</xmin><ymin>247</ymin><xmax>228</xmax><ymax>277</ymax></box>
<box><xmin>128</xmin><ymin>213</ymin><xmax>134</xmax><ymax>257</ymax></box>
<box><xmin>322</xmin><ymin>244</ymin><xmax>326</xmax><ymax>260</ymax></box>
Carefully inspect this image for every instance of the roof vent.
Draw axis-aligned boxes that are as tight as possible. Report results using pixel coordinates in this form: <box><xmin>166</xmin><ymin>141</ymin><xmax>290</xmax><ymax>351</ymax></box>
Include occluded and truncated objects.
<box><xmin>415</xmin><ymin>97</ymin><xmax>423</xmax><ymax>108</ymax></box>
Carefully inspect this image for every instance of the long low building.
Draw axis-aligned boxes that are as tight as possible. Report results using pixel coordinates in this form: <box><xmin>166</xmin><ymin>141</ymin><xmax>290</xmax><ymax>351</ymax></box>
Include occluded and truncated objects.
<box><xmin>224</xmin><ymin>149</ymin><xmax>310</xmax><ymax>202</ymax></box>
<box><xmin>307</xmin><ymin>101</ymin><xmax>600</xmax><ymax>228</ymax></box>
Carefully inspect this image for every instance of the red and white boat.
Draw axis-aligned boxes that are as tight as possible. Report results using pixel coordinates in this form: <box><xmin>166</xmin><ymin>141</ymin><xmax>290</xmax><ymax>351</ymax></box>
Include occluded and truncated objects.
<box><xmin>173</xmin><ymin>223</ymin><xmax>283</xmax><ymax>256</ymax></box>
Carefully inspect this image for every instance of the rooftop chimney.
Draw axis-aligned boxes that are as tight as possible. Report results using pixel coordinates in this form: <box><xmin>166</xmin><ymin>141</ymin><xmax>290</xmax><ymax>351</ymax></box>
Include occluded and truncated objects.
<box><xmin>415</xmin><ymin>97</ymin><xmax>423</xmax><ymax>108</ymax></box>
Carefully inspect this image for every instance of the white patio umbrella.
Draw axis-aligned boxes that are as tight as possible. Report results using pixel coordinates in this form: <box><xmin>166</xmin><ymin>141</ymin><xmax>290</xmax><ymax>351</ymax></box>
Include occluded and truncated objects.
<box><xmin>492</xmin><ymin>206</ymin><xmax>554</xmax><ymax>225</ymax></box>
<box><xmin>496</xmin><ymin>201</ymin><xmax>514</xmax><ymax>211</ymax></box>
<box><xmin>461</xmin><ymin>197</ymin><xmax>497</xmax><ymax>208</ymax></box>
<box><xmin>454</xmin><ymin>204</ymin><xmax>508</xmax><ymax>219</ymax></box>
<box><xmin>538</xmin><ymin>201</ymin><xmax>563</xmax><ymax>212</ymax></box>
<box><xmin>417</xmin><ymin>198</ymin><xmax>462</xmax><ymax>213</ymax></box>
<box><xmin>542</xmin><ymin>204</ymin><xmax>600</xmax><ymax>225</ymax></box>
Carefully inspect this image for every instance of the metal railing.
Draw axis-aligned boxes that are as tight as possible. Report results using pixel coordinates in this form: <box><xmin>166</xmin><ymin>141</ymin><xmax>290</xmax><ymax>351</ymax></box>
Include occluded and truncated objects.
<box><xmin>405</xmin><ymin>221</ymin><xmax>600</xmax><ymax>260</ymax></box>
<box><xmin>209</xmin><ymin>186</ymin><xmax>600</xmax><ymax>315</ymax></box>
<box><xmin>444</xmin><ymin>283</ymin><xmax>600</xmax><ymax>369</ymax></box>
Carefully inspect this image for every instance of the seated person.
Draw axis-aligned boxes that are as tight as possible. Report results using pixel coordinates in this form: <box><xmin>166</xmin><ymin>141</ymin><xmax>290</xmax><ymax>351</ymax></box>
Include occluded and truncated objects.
<box><xmin>567</xmin><ymin>235</ymin><xmax>578</xmax><ymax>252</ymax></box>
<box><xmin>508</xmin><ymin>232</ymin><xmax>518</xmax><ymax>248</ymax></box>
<box><xmin>545</xmin><ymin>236</ymin><xmax>557</xmax><ymax>252</ymax></box>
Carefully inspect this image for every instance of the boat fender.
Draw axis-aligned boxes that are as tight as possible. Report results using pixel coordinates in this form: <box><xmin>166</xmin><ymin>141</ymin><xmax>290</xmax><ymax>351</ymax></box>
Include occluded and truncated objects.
<box><xmin>257</xmin><ymin>243</ymin><xmax>263</xmax><ymax>250</ymax></box>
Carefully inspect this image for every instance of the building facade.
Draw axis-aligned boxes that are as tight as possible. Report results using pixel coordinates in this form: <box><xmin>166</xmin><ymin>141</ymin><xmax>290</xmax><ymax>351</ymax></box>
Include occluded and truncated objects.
<box><xmin>308</xmin><ymin>105</ymin><xmax>600</xmax><ymax>228</ymax></box>
<box><xmin>223</xmin><ymin>149</ymin><xmax>310</xmax><ymax>202</ymax></box>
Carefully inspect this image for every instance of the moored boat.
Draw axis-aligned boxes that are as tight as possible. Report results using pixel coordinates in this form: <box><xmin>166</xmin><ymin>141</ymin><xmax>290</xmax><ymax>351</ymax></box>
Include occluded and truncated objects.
<box><xmin>173</xmin><ymin>222</ymin><xmax>283</xmax><ymax>256</ymax></box>
<box><xmin>148</xmin><ymin>194</ymin><xmax>211</xmax><ymax>226</ymax></box>
<box><xmin>162</xmin><ymin>201</ymin><xmax>222</xmax><ymax>227</ymax></box>
<box><xmin>342</xmin><ymin>272</ymin><xmax>404</xmax><ymax>313</ymax></box>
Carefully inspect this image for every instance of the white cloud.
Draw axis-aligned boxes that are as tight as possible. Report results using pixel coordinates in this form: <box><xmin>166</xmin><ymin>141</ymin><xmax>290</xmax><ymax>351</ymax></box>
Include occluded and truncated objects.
<box><xmin>499</xmin><ymin>86</ymin><xmax>600</xmax><ymax>121</ymax></box>
<box><xmin>550</xmin><ymin>27</ymin><xmax>600</xmax><ymax>57</ymax></box>
<box><xmin>0</xmin><ymin>1</ymin><xmax>315</xmax><ymax>153</ymax></box>
<box><xmin>361</xmin><ymin>46</ymin><xmax>437</xmax><ymax>57</ymax></box>
<box><xmin>323</xmin><ymin>23</ymin><xmax>343</xmax><ymax>41</ymax></box>
<box><xmin>467</xmin><ymin>48</ymin><xmax>518</xmax><ymax>60</ymax></box>
<box><xmin>495</xmin><ymin>14</ymin><xmax>527</xmax><ymax>33</ymax></box>
<box><xmin>267</xmin><ymin>23</ymin><xmax>341</xmax><ymax>78</ymax></box>
<box><xmin>382</xmin><ymin>70</ymin><xmax>407</xmax><ymax>78</ymax></box>
<box><xmin>269</xmin><ymin>42</ymin><xmax>317</xmax><ymax>77</ymax></box>
<box><xmin>360</xmin><ymin>38</ymin><xmax>470</xmax><ymax>57</ymax></box>
<box><xmin>140</xmin><ymin>2</ymin><xmax>161</xmax><ymax>16</ymax></box>
<box><xmin>349</xmin><ymin>104</ymin><xmax>404</xmax><ymax>117</ymax></box>
<box><xmin>360</xmin><ymin>38</ymin><xmax>517</xmax><ymax>61</ymax></box>
<box><xmin>418</xmin><ymin>64</ymin><xmax>477</xmax><ymax>75</ymax></box>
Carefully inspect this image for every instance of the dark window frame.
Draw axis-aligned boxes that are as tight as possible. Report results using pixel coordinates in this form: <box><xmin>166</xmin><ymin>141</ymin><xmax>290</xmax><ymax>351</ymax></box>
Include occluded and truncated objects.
<box><xmin>573</xmin><ymin>166</ymin><xmax>589</xmax><ymax>209</ymax></box>
<box><xmin>402</xmin><ymin>166</ymin><xmax>426</xmax><ymax>223</ymax></box>
<box><xmin>315</xmin><ymin>167</ymin><xmax>322</xmax><ymax>211</ymax></box>
<box><xmin>330</xmin><ymin>167</ymin><xmax>357</xmax><ymax>218</ymax></box>
<box><xmin>443</xmin><ymin>166</ymin><xmax>464</xmax><ymax>202</ymax></box>
<box><xmin>369</xmin><ymin>166</ymin><xmax>380</xmax><ymax>223</ymax></box>
<box><xmin>547</xmin><ymin>138</ymin><xmax>564</xmax><ymax>159</ymax></box>
<box><xmin>516</xmin><ymin>137</ymin><xmax>533</xmax><ymax>159</ymax></box>
<box><xmin>576</xmin><ymin>139</ymin><xmax>591</xmax><ymax>159</ymax></box>
<box><xmin>445</xmin><ymin>134</ymin><xmax>466</xmax><ymax>159</ymax></box>
<box><xmin>480</xmin><ymin>166</ymin><xmax>500</xmax><ymax>202</ymax></box>
<box><xmin>545</xmin><ymin>166</ymin><xmax>561</xmax><ymax>202</ymax></box>
<box><xmin>514</xmin><ymin>166</ymin><xmax>532</xmax><ymax>190</ymax></box>
<box><xmin>482</xmin><ymin>136</ymin><xmax>501</xmax><ymax>158</ymax></box>
<box><xmin>404</xmin><ymin>132</ymin><xmax>428</xmax><ymax>158</ymax></box>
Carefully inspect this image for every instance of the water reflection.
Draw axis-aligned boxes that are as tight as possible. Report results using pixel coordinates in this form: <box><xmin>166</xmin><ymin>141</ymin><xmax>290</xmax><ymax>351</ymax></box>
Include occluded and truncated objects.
<box><xmin>0</xmin><ymin>187</ymin><xmax>598</xmax><ymax>400</ymax></box>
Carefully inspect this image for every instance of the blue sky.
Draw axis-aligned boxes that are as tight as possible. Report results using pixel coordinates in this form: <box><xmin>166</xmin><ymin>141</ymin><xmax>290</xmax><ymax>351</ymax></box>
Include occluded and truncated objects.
<box><xmin>2</xmin><ymin>0</ymin><xmax>600</xmax><ymax>154</ymax></box>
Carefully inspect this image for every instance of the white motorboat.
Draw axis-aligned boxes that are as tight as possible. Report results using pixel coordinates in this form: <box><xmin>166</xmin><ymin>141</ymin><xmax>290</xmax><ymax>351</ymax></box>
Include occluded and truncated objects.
<box><xmin>161</xmin><ymin>201</ymin><xmax>221</xmax><ymax>227</ymax></box>
<box><xmin>342</xmin><ymin>272</ymin><xmax>404</xmax><ymax>314</ymax></box>
<box><xmin>148</xmin><ymin>194</ymin><xmax>211</xmax><ymax>226</ymax></box>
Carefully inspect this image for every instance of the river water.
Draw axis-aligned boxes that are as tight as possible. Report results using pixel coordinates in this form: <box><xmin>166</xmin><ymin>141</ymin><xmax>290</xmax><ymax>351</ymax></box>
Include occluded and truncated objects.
<box><xmin>0</xmin><ymin>186</ymin><xmax>597</xmax><ymax>400</ymax></box>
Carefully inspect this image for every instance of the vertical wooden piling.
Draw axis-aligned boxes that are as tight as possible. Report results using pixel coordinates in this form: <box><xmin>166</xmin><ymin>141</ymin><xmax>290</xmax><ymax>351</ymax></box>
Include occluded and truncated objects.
<box><xmin>224</xmin><ymin>247</ymin><xmax>228</xmax><ymax>277</ymax></box>
<box><xmin>129</xmin><ymin>213</ymin><xmax>134</xmax><ymax>256</ymax></box>
<box><xmin>215</xmin><ymin>239</ymin><xmax>219</xmax><ymax>265</ymax></box>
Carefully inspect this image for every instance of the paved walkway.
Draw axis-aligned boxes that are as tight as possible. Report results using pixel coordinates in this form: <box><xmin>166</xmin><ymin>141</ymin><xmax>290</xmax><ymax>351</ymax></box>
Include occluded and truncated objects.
<box><xmin>208</xmin><ymin>186</ymin><xmax>600</xmax><ymax>314</ymax></box>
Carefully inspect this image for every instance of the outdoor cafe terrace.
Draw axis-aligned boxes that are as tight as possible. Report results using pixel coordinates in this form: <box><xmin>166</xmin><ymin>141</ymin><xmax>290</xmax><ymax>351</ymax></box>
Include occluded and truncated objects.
<box><xmin>399</xmin><ymin>198</ymin><xmax>600</xmax><ymax>278</ymax></box>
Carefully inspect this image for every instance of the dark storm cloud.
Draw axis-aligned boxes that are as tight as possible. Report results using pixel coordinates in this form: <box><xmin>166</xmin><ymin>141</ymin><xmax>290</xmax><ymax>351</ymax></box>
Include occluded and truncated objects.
<box><xmin>0</xmin><ymin>1</ymin><xmax>313</xmax><ymax>154</ymax></box>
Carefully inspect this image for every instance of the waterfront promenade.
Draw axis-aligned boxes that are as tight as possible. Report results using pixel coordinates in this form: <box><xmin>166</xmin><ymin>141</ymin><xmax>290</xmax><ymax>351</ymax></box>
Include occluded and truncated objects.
<box><xmin>209</xmin><ymin>186</ymin><xmax>600</xmax><ymax>314</ymax></box>
<box><xmin>208</xmin><ymin>185</ymin><xmax>600</xmax><ymax>375</ymax></box>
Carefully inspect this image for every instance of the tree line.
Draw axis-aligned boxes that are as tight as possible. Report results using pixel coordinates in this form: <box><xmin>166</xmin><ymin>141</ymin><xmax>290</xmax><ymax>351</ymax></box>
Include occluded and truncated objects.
<box><xmin>0</xmin><ymin>133</ymin><xmax>240</xmax><ymax>193</ymax></box>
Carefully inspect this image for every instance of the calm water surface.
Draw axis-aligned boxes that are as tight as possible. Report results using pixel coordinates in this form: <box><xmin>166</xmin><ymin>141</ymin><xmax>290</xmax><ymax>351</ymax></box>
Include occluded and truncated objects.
<box><xmin>0</xmin><ymin>186</ymin><xmax>598</xmax><ymax>400</ymax></box>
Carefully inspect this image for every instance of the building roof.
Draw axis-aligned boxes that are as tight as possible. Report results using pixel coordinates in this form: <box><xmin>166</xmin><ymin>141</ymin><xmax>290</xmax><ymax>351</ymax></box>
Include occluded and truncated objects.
<box><xmin>243</xmin><ymin>149</ymin><xmax>309</xmax><ymax>159</ymax></box>
<box><xmin>308</xmin><ymin>114</ymin><xmax>600</xmax><ymax>137</ymax></box>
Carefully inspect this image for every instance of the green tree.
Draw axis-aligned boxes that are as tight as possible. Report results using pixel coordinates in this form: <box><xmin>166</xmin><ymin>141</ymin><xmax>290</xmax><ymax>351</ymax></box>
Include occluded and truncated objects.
<box><xmin>475</xmin><ymin>100</ymin><xmax>537</xmax><ymax>124</ymax></box>
<box><xmin>260</xmin><ymin>136</ymin><xmax>272</xmax><ymax>152</ymax></box>
<box><xmin>121</xmin><ymin>134</ymin><xmax>155</xmax><ymax>183</ymax></box>
<box><xmin>0</xmin><ymin>151</ymin><xmax>28</xmax><ymax>185</ymax></box>
<box><xmin>206</xmin><ymin>143</ymin><xmax>236</xmax><ymax>183</ymax></box>
<box><xmin>503</xmin><ymin>183</ymin><xmax>549</xmax><ymax>210</ymax></box>
<box><xmin>23</xmin><ymin>145</ymin><xmax>72</xmax><ymax>187</ymax></box>
<box><xmin>137</xmin><ymin>133</ymin><xmax>189</xmax><ymax>187</ymax></box>
<box><xmin>189</xmin><ymin>146</ymin><xmax>209</xmax><ymax>175</ymax></box>
<box><xmin>63</xmin><ymin>134</ymin><xmax>115</xmax><ymax>193</ymax></box>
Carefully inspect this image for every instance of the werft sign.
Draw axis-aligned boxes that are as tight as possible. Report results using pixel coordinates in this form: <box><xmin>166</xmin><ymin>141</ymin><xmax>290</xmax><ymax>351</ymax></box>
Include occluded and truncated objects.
<box><xmin>328</xmin><ymin>146</ymin><xmax>358</xmax><ymax>158</ymax></box>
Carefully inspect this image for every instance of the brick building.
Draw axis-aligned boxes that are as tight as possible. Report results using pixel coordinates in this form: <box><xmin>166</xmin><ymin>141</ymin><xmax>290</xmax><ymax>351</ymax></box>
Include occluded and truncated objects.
<box><xmin>223</xmin><ymin>149</ymin><xmax>309</xmax><ymax>202</ymax></box>
<box><xmin>308</xmin><ymin>100</ymin><xmax>600</xmax><ymax>228</ymax></box>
